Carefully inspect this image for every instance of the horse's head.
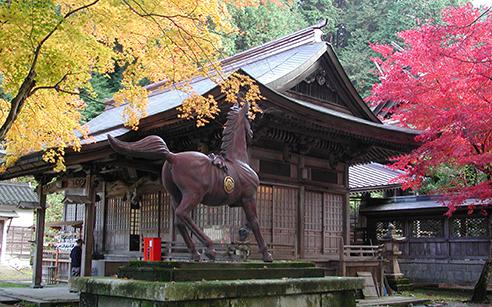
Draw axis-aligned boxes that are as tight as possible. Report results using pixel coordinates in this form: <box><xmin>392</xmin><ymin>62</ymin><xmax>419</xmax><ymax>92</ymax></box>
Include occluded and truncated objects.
<box><xmin>220</xmin><ymin>101</ymin><xmax>254</xmax><ymax>161</ymax></box>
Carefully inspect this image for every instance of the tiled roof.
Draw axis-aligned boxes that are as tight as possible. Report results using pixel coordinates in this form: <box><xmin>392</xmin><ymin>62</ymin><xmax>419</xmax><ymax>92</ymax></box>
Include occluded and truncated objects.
<box><xmin>0</xmin><ymin>182</ymin><xmax>39</xmax><ymax>208</ymax></box>
<box><xmin>349</xmin><ymin>163</ymin><xmax>403</xmax><ymax>192</ymax></box>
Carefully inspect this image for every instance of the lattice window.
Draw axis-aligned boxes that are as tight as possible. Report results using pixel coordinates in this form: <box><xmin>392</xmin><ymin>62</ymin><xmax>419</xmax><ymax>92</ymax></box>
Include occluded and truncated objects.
<box><xmin>411</xmin><ymin>219</ymin><xmax>443</xmax><ymax>238</ymax></box>
<box><xmin>160</xmin><ymin>191</ymin><xmax>172</xmax><ymax>235</ymax></box>
<box><xmin>376</xmin><ymin>220</ymin><xmax>405</xmax><ymax>240</ymax></box>
<box><xmin>95</xmin><ymin>199</ymin><xmax>104</xmax><ymax>232</ymax></box>
<box><xmin>64</xmin><ymin>203</ymin><xmax>76</xmax><ymax>221</ymax></box>
<box><xmin>451</xmin><ymin>217</ymin><xmax>488</xmax><ymax>238</ymax></box>
<box><xmin>6</xmin><ymin>226</ymin><xmax>33</xmax><ymax>258</ymax></box>
<box><xmin>140</xmin><ymin>192</ymin><xmax>159</xmax><ymax>236</ymax></box>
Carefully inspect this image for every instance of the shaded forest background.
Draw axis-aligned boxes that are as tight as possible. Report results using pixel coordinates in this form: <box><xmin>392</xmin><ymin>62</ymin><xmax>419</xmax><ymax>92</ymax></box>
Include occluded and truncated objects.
<box><xmin>80</xmin><ymin>0</ymin><xmax>465</xmax><ymax>122</ymax></box>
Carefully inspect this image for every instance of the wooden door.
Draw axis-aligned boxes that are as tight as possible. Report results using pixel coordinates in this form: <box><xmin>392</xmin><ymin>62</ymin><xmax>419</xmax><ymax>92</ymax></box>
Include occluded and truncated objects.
<box><xmin>304</xmin><ymin>191</ymin><xmax>323</xmax><ymax>257</ymax></box>
<box><xmin>323</xmin><ymin>193</ymin><xmax>343</xmax><ymax>255</ymax></box>
<box><xmin>105</xmin><ymin>197</ymin><xmax>130</xmax><ymax>251</ymax></box>
<box><xmin>257</xmin><ymin>185</ymin><xmax>273</xmax><ymax>245</ymax></box>
<box><xmin>272</xmin><ymin>186</ymin><xmax>298</xmax><ymax>258</ymax></box>
<box><xmin>303</xmin><ymin>191</ymin><xmax>344</xmax><ymax>258</ymax></box>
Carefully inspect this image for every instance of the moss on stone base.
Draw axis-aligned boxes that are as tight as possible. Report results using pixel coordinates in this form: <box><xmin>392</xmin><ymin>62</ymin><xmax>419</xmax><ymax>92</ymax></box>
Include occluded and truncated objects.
<box><xmin>73</xmin><ymin>276</ymin><xmax>363</xmax><ymax>307</ymax></box>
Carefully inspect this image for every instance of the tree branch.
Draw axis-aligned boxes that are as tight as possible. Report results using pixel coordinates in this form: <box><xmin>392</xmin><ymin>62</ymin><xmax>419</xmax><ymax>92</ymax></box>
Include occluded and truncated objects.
<box><xmin>30</xmin><ymin>74</ymin><xmax>69</xmax><ymax>96</ymax></box>
<box><xmin>0</xmin><ymin>0</ymin><xmax>100</xmax><ymax>141</ymax></box>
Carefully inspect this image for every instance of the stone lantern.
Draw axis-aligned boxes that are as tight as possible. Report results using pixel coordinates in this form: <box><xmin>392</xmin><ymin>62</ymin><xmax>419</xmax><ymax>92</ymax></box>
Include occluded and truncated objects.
<box><xmin>379</xmin><ymin>223</ymin><xmax>412</xmax><ymax>292</ymax></box>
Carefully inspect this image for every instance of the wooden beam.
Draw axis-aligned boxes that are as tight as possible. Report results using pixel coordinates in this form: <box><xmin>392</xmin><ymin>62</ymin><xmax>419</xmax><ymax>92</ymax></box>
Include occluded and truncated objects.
<box><xmin>32</xmin><ymin>184</ymin><xmax>46</xmax><ymax>288</ymax></box>
<box><xmin>82</xmin><ymin>174</ymin><xmax>96</xmax><ymax>276</ymax></box>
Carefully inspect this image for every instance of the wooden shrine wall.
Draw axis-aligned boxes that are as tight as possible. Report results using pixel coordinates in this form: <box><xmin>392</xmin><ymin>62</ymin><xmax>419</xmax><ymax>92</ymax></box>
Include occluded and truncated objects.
<box><xmin>63</xmin><ymin>147</ymin><xmax>348</xmax><ymax>260</ymax></box>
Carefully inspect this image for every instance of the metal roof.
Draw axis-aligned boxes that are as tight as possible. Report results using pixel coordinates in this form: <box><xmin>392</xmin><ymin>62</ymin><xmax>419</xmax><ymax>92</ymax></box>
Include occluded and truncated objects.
<box><xmin>0</xmin><ymin>23</ymin><xmax>420</xmax><ymax>179</ymax></box>
<box><xmin>349</xmin><ymin>163</ymin><xmax>403</xmax><ymax>192</ymax></box>
<box><xmin>0</xmin><ymin>182</ymin><xmax>39</xmax><ymax>208</ymax></box>
<box><xmin>85</xmin><ymin>42</ymin><xmax>328</xmax><ymax>143</ymax></box>
<box><xmin>359</xmin><ymin>195</ymin><xmax>491</xmax><ymax>214</ymax></box>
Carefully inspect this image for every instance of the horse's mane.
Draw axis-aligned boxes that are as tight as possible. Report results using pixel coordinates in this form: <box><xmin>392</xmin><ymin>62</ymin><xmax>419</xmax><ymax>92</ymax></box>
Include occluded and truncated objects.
<box><xmin>220</xmin><ymin>104</ymin><xmax>251</xmax><ymax>159</ymax></box>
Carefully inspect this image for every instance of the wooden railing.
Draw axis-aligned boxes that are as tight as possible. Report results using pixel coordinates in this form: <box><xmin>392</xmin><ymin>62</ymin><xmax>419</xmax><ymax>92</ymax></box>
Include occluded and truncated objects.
<box><xmin>341</xmin><ymin>244</ymin><xmax>383</xmax><ymax>261</ymax></box>
<box><xmin>42</xmin><ymin>250</ymin><xmax>70</xmax><ymax>284</ymax></box>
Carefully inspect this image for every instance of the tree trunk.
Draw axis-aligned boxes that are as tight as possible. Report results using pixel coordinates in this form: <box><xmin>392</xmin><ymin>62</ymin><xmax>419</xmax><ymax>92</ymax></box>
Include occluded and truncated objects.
<box><xmin>471</xmin><ymin>259</ymin><xmax>492</xmax><ymax>303</ymax></box>
<box><xmin>0</xmin><ymin>70</ymin><xmax>36</xmax><ymax>140</ymax></box>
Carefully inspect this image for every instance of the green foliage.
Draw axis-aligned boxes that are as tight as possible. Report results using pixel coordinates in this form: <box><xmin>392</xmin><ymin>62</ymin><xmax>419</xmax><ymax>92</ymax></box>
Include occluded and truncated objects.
<box><xmin>337</xmin><ymin>0</ymin><xmax>466</xmax><ymax>98</ymax></box>
<box><xmin>298</xmin><ymin>0</ymin><xmax>339</xmax><ymax>28</ymax></box>
<box><xmin>79</xmin><ymin>0</ymin><xmax>465</xmax><ymax>119</ymax></box>
<box><xmin>46</xmin><ymin>192</ymin><xmax>64</xmax><ymax>223</ymax></box>
<box><xmin>222</xmin><ymin>1</ymin><xmax>311</xmax><ymax>54</ymax></box>
<box><xmin>44</xmin><ymin>192</ymin><xmax>64</xmax><ymax>243</ymax></box>
<box><xmin>80</xmin><ymin>63</ymin><xmax>125</xmax><ymax>122</ymax></box>
<box><xmin>418</xmin><ymin>165</ymin><xmax>487</xmax><ymax>195</ymax></box>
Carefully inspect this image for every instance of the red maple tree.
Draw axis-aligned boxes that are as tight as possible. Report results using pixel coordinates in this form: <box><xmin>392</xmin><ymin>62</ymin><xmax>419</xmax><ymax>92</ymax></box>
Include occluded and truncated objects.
<box><xmin>368</xmin><ymin>3</ymin><xmax>492</xmax><ymax>215</ymax></box>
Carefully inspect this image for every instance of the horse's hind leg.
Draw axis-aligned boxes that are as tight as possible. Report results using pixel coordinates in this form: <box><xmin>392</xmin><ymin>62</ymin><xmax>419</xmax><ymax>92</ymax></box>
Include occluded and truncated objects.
<box><xmin>175</xmin><ymin>194</ymin><xmax>217</xmax><ymax>260</ymax></box>
<box><xmin>242</xmin><ymin>197</ymin><xmax>273</xmax><ymax>262</ymax></box>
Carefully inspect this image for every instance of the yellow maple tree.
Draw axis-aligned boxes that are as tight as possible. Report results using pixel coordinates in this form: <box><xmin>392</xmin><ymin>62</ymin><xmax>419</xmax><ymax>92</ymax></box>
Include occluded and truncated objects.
<box><xmin>0</xmin><ymin>0</ymin><xmax>264</xmax><ymax>172</ymax></box>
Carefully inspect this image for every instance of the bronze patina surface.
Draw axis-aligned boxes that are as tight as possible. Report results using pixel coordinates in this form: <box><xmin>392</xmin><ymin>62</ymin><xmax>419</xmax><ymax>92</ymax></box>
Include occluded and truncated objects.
<box><xmin>108</xmin><ymin>103</ymin><xmax>272</xmax><ymax>262</ymax></box>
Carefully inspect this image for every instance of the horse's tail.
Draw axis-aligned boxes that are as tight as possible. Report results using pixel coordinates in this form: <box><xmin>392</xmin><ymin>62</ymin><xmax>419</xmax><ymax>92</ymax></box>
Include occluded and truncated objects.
<box><xmin>107</xmin><ymin>135</ymin><xmax>174</xmax><ymax>161</ymax></box>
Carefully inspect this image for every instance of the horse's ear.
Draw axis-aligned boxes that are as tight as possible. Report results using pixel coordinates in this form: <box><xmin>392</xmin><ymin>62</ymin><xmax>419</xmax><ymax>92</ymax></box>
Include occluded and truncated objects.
<box><xmin>240</xmin><ymin>101</ymin><xmax>250</xmax><ymax>115</ymax></box>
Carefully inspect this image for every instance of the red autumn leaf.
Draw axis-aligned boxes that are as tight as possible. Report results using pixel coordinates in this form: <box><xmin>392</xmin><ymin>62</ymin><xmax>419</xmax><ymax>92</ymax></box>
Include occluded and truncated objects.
<box><xmin>368</xmin><ymin>4</ymin><xmax>492</xmax><ymax>215</ymax></box>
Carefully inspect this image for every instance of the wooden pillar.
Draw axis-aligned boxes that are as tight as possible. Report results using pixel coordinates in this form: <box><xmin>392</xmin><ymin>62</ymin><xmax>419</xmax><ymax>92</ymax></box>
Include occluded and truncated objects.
<box><xmin>101</xmin><ymin>181</ymin><xmax>108</xmax><ymax>253</ymax></box>
<box><xmin>297</xmin><ymin>155</ymin><xmax>306</xmax><ymax>259</ymax></box>
<box><xmin>343</xmin><ymin>163</ymin><xmax>350</xmax><ymax>245</ymax></box>
<box><xmin>32</xmin><ymin>184</ymin><xmax>46</xmax><ymax>288</ymax></box>
<box><xmin>82</xmin><ymin>176</ymin><xmax>96</xmax><ymax>276</ymax></box>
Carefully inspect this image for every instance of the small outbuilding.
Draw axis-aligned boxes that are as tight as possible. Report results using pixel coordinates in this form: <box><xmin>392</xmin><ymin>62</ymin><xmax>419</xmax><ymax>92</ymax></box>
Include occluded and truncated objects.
<box><xmin>360</xmin><ymin>195</ymin><xmax>492</xmax><ymax>286</ymax></box>
<box><xmin>0</xmin><ymin>182</ymin><xmax>38</xmax><ymax>263</ymax></box>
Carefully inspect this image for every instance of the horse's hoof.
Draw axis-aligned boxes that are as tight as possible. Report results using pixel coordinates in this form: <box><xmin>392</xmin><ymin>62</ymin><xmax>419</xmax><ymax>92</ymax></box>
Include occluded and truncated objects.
<box><xmin>262</xmin><ymin>251</ymin><xmax>273</xmax><ymax>262</ymax></box>
<box><xmin>205</xmin><ymin>248</ymin><xmax>217</xmax><ymax>261</ymax></box>
<box><xmin>191</xmin><ymin>252</ymin><xmax>201</xmax><ymax>262</ymax></box>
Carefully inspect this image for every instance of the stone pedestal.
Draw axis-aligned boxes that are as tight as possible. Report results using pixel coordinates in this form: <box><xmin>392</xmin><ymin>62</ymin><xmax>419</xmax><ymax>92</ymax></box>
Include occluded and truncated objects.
<box><xmin>72</xmin><ymin>261</ymin><xmax>364</xmax><ymax>307</ymax></box>
<box><xmin>117</xmin><ymin>260</ymin><xmax>325</xmax><ymax>282</ymax></box>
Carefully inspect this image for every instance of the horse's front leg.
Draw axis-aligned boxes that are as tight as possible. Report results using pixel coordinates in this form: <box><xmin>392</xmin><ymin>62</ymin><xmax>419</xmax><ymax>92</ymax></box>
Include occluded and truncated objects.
<box><xmin>171</xmin><ymin>195</ymin><xmax>200</xmax><ymax>261</ymax></box>
<box><xmin>175</xmin><ymin>194</ymin><xmax>217</xmax><ymax>260</ymax></box>
<box><xmin>242</xmin><ymin>197</ymin><xmax>273</xmax><ymax>262</ymax></box>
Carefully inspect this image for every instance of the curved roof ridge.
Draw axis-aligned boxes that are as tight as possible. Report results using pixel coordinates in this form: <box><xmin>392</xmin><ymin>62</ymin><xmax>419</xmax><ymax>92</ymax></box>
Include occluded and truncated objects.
<box><xmin>140</xmin><ymin>21</ymin><xmax>327</xmax><ymax>93</ymax></box>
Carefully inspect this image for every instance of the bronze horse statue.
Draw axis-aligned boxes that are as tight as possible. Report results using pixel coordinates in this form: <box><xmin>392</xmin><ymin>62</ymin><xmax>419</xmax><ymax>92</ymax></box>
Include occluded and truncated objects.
<box><xmin>108</xmin><ymin>103</ymin><xmax>273</xmax><ymax>262</ymax></box>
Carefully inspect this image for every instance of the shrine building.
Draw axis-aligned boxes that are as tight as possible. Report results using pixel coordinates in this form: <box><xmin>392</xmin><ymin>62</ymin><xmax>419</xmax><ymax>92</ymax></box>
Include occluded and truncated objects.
<box><xmin>0</xmin><ymin>22</ymin><xmax>419</xmax><ymax>286</ymax></box>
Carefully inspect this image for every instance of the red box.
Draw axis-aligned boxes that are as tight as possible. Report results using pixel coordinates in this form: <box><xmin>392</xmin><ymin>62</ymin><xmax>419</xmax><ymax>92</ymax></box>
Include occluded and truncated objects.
<box><xmin>143</xmin><ymin>237</ymin><xmax>161</xmax><ymax>261</ymax></box>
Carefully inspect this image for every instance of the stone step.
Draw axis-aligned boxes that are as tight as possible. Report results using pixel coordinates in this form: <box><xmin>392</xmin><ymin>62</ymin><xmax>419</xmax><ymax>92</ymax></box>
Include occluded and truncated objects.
<box><xmin>126</xmin><ymin>260</ymin><xmax>316</xmax><ymax>269</ymax></box>
<box><xmin>118</xmin><ymin>261</ymin><xmax>324</xmax><ymax>282</ymax></box>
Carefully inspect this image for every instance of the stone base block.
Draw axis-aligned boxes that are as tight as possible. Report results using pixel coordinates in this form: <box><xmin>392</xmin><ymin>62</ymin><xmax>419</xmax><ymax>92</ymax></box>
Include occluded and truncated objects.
<box><xmin>386</xmin><ymin>274</ymin><xmax>413</xmax><ymax>292</ymax></box>
<box><xmin>73</xmin><ymin>276</ymin><xmax>363</xmax><ymax>307</ymax></box>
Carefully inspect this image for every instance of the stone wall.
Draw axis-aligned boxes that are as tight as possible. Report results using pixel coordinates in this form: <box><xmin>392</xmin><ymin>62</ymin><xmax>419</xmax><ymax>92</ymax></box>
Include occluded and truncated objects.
<box><xmin>400</xmin><ymin>259</ymin><xmax>489</xmax><ymax>286</ymax></box>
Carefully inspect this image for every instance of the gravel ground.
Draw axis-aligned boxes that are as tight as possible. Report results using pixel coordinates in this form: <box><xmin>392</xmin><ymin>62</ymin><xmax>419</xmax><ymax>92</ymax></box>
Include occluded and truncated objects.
<box><xmin>401</xmin><ymin>288</ymin><xmax>492</xmax><ymax>307</ymax></box>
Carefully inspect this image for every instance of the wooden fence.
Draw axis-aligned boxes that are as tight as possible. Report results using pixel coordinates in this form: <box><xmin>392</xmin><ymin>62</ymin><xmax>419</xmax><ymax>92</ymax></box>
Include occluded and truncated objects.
<box><xmin>42</xmin><ymin>250</ymin><xmax>71</xmax><ymax>283</ymax></box>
